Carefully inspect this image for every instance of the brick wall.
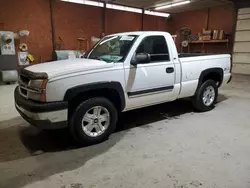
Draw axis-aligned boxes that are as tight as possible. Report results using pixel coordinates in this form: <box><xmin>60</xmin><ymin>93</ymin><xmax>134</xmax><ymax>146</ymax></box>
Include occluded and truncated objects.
<box><xmin>53</xmin><ymin>1</ymin><xmax>103</xmax><ymax>51</ymax></box>
<box><xmin>0</xmin><ymin>0</ymin><xmax>52</xmax><ymax>62</ymax></box>
<box><xmin>143</xmin><ymin>15</ymin><xmax>173</xmax><ymax>32</ymax></box>
<box><xmin>0</xmin><ymin>0</ymin><xmax>235</xmax><ymax>63</ymax></box>
<box><xmin>171</xmin><ymin>5</ymin><xmax>234</xmax><ymax>53</ymax></box>
<box><xmin>106</xmin><ymin>9</ymin><xmax>142</xmax><ymax>34</ymax></box>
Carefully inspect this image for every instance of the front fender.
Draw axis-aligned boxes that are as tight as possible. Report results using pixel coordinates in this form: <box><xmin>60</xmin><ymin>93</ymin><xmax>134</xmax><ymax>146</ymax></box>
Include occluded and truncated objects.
<box><xmin>64</xmin><ymin>81</ymin><xmax>126</xmax><ymax>111</ymax></box>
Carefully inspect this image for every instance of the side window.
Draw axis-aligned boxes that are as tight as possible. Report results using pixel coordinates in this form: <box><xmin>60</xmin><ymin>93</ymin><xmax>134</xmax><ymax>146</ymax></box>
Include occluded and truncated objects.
<box><xmin>136</xmin><ymin>36</ymin><xmax>170</xmax><ymax>62</ymax></box>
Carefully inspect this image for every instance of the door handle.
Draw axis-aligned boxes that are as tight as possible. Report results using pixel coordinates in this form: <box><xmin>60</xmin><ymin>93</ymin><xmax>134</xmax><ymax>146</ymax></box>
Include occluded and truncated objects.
<box><xmin>166</xmin><ymin>67</ymin><xmax>174</xmax><ymax>73</ymax></box>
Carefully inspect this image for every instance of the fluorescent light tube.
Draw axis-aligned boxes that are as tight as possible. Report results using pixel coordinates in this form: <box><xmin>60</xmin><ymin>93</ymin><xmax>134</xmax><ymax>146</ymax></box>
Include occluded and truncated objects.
<box><xmin>155</xmin><ymin>0</ymin><xmax>191</xmax><ymax>10</ymax></box>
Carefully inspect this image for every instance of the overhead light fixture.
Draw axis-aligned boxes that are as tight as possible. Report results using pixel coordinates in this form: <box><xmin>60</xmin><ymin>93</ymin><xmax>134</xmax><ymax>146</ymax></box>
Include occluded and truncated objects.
<box><xmin>145</xmin><ymin>10</ymin><xmax>170</xmax><ymax>18</ymax></box>
<box><xmin>60</xmin><ymin>0</ymin><xmax>104</xmax><ymax>7</ymax></box>
<box><xmin>155</xmin><ymin>0</ymin><xmax>191</xmax><ymax>10</ymax></box>
<box><xmin>106</xmin><ymin>3</ymin><xmax>142</xmax><ymax>13</ymax></box>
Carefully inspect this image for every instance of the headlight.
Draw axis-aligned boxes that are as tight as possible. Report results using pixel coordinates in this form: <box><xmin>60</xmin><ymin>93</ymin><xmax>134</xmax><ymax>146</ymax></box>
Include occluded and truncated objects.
<box><xmin>29</xmin><ymin>79</ymin><xmax>47</xmax><ymax>89</ymax></box>
<box><xmin>27</xmin><ymin>79</ymin><xmax>47</xmax><ymax>102</ymax></box>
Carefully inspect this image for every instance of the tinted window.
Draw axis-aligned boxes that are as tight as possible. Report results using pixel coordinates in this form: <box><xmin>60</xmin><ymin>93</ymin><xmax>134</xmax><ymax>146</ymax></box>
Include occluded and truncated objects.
<box><xmin>136</xmin><ymin>36</ymin><xmax>170</xmax><ymax>62</ymax></box>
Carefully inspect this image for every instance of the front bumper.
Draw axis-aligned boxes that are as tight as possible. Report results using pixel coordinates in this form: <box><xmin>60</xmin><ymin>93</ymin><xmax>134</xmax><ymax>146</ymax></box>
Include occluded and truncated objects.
<box><xmin>14</xmin><ymin>87</ymin><xmax>68</xmax><ymax>129</ymax></box>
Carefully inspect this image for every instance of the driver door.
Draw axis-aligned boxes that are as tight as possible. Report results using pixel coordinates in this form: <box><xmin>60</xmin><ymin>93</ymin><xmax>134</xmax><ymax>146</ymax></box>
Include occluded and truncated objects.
<box><xmin>124</xmin><ymin>35</ymin><xmax>176</xmax><ymax>110</ymax></box>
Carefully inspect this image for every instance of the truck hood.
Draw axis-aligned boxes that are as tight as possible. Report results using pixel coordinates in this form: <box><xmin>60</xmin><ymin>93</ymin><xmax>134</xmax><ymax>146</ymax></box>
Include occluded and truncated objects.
<box><xmin>25</xmin><ymin>58</ymin><xmax>114</xmax><ymax>79</ymax></box>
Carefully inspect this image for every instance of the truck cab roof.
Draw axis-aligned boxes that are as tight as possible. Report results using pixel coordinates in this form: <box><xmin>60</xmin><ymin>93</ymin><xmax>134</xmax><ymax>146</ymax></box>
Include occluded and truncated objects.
<box><xmin>107</xmin><ymin>31</ymin><xmax>171</xmax><ymax>37</ymax></box>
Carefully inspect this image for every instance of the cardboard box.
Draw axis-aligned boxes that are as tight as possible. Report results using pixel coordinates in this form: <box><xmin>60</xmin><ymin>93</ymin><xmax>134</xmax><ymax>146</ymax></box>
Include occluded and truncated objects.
<box><xmin>202</xmin><ymin>30</ymin><xmax>212</xmax><ymax>40</ymax></box>
<box><xmin>213</xmin><ymin>30</ymin><xmax>224</xmax><ymax>40</ymax></box>
<box><xmin>213</xmin><ymin>30</ymin><xmax>218</xmax><ymax>40</ymax></box>
<box><xmin>219</xmin><ymin>30</ymin><xmax>224</xmax><ymax>40</ymax></box>
<box><xmin>202</xmin><ymin>36</ymin><xmax>211</xmax><ymax>41</ymax></box>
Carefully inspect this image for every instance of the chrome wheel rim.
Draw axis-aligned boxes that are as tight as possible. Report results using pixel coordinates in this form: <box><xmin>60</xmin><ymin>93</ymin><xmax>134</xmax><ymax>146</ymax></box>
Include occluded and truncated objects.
<box><xmin>82</xmin><ymin>106</ymin><xmax>110</xmax><ymax>137</ymax></box>
<box><xmin>202</xmin><ymin>86</ymin><xmax>215</xmax><ymax>106</ymax></box>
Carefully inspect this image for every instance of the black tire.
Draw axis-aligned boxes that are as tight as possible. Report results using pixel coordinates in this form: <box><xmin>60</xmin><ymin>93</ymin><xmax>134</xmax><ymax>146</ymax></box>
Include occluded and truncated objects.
<box><xmin>192</xmin><ymin>80</ymin><xmax>218</xmax><ymax>112</ymax></box>
<box><xmin>69</xmin><ymin>97</ymin><xmax>118</xmax><ymax>146</ymax></box>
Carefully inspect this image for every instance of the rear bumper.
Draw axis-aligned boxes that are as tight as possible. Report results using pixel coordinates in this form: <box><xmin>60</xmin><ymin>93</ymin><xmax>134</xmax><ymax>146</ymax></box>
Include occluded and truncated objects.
<box><xmin>14</xmin><ymin>87</ymin><xmax>68</xmax><ymax>129</ymax></box>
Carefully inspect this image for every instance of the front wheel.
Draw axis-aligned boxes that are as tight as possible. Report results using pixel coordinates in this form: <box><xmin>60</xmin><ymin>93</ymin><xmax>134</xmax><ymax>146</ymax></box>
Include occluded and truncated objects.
<box><xmin>69</xmin><ymin>97</ymin><xmax>118</xmax><ymax>146</ymax></box>
<box><xmin>192</xmin><ymin>80</ymin><xmax>218</xmax><ymax>112</ymax></box>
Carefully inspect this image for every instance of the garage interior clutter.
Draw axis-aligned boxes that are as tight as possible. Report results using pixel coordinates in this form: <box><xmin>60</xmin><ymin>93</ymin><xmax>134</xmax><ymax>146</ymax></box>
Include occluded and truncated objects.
<box><xmin>0</xmin><ymin>0</ymin><xmax>250</xmax><ymax>188</ymax></box>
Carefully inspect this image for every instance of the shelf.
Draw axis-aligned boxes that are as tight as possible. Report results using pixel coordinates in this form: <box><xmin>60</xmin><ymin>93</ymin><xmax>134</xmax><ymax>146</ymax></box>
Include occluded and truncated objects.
<box><xmin>190</xmin><ymin>39</ymin><xmax>229</xmax><ymax>44</ymax></box>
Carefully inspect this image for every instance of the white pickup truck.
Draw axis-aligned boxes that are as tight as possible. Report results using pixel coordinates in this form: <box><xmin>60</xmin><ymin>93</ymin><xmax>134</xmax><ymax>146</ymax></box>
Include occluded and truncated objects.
<box><xmin>15</xmin><ymin>31</ymin><xmax>232</xmax><ymax>145</ymax></box>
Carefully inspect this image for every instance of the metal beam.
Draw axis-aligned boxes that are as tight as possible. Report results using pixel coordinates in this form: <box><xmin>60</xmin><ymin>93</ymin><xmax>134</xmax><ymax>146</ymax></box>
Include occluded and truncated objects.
<box><xmin>49</xmin><ymin>0</ymin><xmax>56</xmax><ymax>52</ymax></box>
<box><xmin>141</xmin><ymin>9</ymin><xmax>145</xmax><ymax>31</ymax></box>
<box><xmin>102</xmin><ymin>2</ymin><xmax>106</xmax><ymax>34</ymax></box>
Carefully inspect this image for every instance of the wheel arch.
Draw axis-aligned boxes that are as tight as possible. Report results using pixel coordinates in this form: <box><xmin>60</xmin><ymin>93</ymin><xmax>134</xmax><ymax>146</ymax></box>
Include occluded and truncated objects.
<box><xmin>195</xmin><ymin>68</ymin><xmax>223</xmax><ymax>95</ymax></box>
<box><xmin>64</xmin><ymin>82</ymin><xmax>126</xmax><ymax>112</ymax></box>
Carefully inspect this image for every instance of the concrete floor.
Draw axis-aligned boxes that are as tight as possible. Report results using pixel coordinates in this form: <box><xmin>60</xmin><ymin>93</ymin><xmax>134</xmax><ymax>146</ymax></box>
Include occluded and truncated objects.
<box><xmin>0</xmin><ymin>75</ymin><xmax>250</xmax><ymax>188</ymax></box>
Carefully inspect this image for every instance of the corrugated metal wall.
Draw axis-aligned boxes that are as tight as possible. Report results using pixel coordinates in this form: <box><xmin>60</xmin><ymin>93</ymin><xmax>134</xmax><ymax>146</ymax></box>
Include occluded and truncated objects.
<box><xmin>233</xmin><ymin>8</ymin><xmax>250</xmax><ymax>75</ymax></box>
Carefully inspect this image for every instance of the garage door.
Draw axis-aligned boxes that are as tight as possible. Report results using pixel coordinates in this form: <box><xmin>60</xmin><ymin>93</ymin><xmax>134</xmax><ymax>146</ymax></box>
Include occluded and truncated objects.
<box><xmin>233</xmin><ymin>8</ymin><xmax>250</xmax><ymax>75</ymax></box>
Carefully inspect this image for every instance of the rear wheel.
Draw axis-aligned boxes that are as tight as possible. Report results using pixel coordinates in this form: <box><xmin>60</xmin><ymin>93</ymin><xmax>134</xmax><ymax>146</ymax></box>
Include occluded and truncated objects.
<box><xmin>69</xmin><ymin>97</ymin><xmax>118</xmax><ymax>146</ymax></box>
<box><xmin>192</xmin><ymin>80</ymin><xmax>218</xmax><ymax>112</ymax></box>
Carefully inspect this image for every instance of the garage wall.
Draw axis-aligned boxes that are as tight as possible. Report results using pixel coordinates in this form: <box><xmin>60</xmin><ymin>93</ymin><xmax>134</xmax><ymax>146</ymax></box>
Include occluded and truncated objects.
<box><xmin>208</xmin><ymin>5</ymin><xmax>234</xmax><ymax>54</ymax></box>
<box><xmin>0</xmin><ymin>0</ymin><xmax>53</xmax><ymax>62</ymax></box>
<box><xmin>53</xmin><ymin>1</ymin><xmax>103</xmax><ymax>50</ymax></box>
<box><xmin>232</xmin><ymin>8</ymin><xmax>250</xmax><ymax>75</ymax></box>
<box><xmin>0</xmin><ymin>0</ymin><xmax>234</xmax><ymax>63</ymax></box>
<box><xmin>171</xmin><ymin>5</ymin><xmax>234</xmax><ymax>53</ymax></box>
<box><xmin>0</xmin><ymin>0</ymin><xmax>172</xmax><ymax>63</ymax></box>
<box><xmin>171</xmin><ymin>9</ymin><xmax>208</xmax><ymax>35</ymax></box>
<box><xmin>143</xmin><ymin>15</ymin><xmax>172</xmax><ymax>32</ymax></box>
<box><xmin>106</xmin><ymin>9</ymin><xmax>141</xmax><ymax>34</ymax></box>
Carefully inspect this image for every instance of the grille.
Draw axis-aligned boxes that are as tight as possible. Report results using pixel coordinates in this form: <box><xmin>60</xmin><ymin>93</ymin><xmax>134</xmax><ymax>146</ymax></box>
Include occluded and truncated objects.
<box><xmin>18</xmin><ymin>70</ymin><xmax>37</xmax><ymax>98</ymax></box>
<box><xmin>20</xmin><ymin>75</ymin><xmax>30</xmax><ymax>85</ymax></box>
<box><xmin>18</xmin><ymin>69</ymin><xmax>48</xmax><ymax>99</ymax></box>
<box><xmin>20</xmin><ymin>87</ymin><xmax>28</xmax><ymax>96</ymax></box>
<box><xmin>19</xmin><ymin>74</ymin><xmax>30</xmax><ymax>98</ymax></box>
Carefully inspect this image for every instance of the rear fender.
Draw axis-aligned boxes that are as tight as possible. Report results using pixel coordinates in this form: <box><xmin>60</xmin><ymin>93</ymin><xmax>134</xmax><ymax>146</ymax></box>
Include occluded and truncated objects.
<box><xmin>195</xmin><ymin>68</ymin><xmax>223</xmax><ymax>95</ymax></box>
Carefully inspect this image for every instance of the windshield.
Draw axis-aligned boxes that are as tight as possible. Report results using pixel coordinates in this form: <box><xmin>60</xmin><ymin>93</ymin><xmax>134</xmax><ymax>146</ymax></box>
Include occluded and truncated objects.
<box><xmin>86</xmin><ymin>35</ymin><xmax>137</xmax><ymax>63</ymax></box>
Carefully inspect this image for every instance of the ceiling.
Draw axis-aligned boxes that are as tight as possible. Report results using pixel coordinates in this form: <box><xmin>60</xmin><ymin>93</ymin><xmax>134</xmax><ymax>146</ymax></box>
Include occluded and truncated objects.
<box><xmin>101</xmin><ymin>0</ymin><xmax>233</xmax><ymax>13</ymax></box>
